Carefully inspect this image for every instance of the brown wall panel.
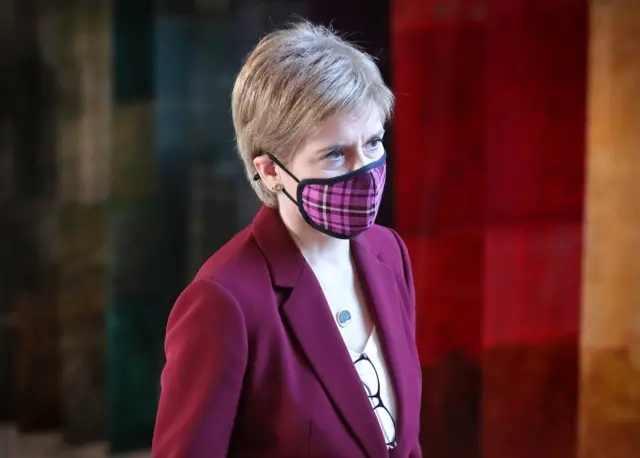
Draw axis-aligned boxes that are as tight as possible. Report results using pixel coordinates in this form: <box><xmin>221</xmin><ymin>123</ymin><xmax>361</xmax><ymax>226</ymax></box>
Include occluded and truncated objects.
<box><xmin>579</xmin><ymin>1</ymin><xmax>640</xmax><ymax>457</ymax></box>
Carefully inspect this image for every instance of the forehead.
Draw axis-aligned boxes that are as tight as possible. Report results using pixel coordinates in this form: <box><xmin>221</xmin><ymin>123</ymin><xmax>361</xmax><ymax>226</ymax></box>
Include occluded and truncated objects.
<box><xmin>304</xmin><ymin>106</ymin><xmax>384</xmax><ymax>145</ymax></box>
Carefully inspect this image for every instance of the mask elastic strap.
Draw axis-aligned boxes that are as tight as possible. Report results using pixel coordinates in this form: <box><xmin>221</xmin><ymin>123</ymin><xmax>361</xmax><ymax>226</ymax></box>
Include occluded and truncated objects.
<box><xmin>252</xmin><ymin>153</ymin><xmax>300</xmax><ymax>184</ymax></box>
<box><xmin>252</xmin><ymin>153</ymin><xmax>300</xmax><ymax>205</ymax></box>
<box><xmin>281</xmin><ymin>188</ymin><xmax>298</xmax><ymax>206</ymax></box>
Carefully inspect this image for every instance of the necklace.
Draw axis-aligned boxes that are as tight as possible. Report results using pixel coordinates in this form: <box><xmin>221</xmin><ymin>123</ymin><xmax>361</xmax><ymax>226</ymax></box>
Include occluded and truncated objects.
<box><xmin>315</xmin><ymin>269</ymin><xmax>353</xmax><ymax>328</ymax></box>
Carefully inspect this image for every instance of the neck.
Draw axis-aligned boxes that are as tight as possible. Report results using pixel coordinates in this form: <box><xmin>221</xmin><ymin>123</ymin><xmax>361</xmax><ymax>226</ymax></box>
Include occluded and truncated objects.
<box><xmin>278</xmin><ymin>203</ymin><xmax>351</xmax><ymax>270</ymax></box>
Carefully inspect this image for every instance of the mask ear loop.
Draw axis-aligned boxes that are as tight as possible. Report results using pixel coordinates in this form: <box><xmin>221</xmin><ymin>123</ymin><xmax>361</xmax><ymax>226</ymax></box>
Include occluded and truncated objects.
<box><xmin>252</xmin><ymin>153</ymin><xmax>300</xmax><ymax>206</ymax></box>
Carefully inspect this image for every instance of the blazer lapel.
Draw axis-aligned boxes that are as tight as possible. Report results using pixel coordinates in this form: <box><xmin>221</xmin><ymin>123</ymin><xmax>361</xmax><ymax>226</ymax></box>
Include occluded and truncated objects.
<box><xmin>351</xmin><ymin>236</ymin><xmax>412</xmax><ymax>451</ymax></box>
<box><xmin>252</xmin><ymin>207</ymin><xmax>386</xmax><ymax>458</ymax></box>
<box><xmin>283</xmin><ymin>267</ymin><xmax>387</xmax><ymax>458</ymax></box>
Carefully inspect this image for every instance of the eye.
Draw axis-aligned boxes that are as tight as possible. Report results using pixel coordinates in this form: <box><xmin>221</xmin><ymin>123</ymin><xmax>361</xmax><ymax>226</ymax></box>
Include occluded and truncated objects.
<box><xmin>325</xmin><ymin>148</ymin><xmax>344</xmax><ymax>160</ymax></box>
<box><xmin>365</xmin><ymin>137</ymin><xmax>383</xmax><ymax>151</ymax></box>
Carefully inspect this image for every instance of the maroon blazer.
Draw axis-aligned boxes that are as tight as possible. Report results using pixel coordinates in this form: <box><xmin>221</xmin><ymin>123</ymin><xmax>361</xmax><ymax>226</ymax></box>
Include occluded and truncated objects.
<box><xmin>153</xmin><ymin>206</ymin><xmax>422</xmax><ymax>458</ymax></box>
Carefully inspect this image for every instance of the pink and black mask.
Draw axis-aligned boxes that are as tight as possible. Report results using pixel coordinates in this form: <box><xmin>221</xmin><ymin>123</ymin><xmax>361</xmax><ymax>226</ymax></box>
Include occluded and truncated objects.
<box><xmin>253</xmin><ymin>153</ymin><xmax>387</xmax><ymax>239</ymax></box>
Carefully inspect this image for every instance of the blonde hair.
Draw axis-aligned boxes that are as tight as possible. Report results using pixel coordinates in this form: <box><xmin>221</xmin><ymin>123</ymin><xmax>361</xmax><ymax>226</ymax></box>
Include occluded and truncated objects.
<box><xmin>231</xmin><ymin>21</ymin><xmax>394</xmax><ymax>207</ymax></box>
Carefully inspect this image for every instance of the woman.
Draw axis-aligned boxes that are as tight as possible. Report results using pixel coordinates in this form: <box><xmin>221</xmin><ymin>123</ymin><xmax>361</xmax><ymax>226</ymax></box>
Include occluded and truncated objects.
<box><xmin>153</xmin><ymin>22</ymin><xmax>422</xmax><ymax>458</ymax></box>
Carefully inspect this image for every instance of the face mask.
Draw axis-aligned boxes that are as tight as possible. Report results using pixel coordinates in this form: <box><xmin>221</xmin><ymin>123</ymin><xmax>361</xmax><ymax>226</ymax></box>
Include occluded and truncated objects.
<box><xmin>254</xmin><ymin>153</ymin><xmax>387</xmax><ymax>239</ymax></box>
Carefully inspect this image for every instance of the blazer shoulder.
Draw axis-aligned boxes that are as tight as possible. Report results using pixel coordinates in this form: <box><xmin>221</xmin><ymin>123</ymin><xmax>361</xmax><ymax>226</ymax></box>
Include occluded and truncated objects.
<box><xmin>364</xmin><ymin>225</ymin><xmax>416</xmax><ymax>327</ymax></box>
<box><xmin>364</xmin><ymin>224</ymin><xmax>409</xmax><ymax>270</ymax></box>
<box><xmin>156</xmin><ymin>276</ymin><xmax>248</xmax><ymax>457</ymax></box>
<box><xmin>189</xmin><ymin>226</ymin><xmax>274</xmax><ymax>325</ymax></box>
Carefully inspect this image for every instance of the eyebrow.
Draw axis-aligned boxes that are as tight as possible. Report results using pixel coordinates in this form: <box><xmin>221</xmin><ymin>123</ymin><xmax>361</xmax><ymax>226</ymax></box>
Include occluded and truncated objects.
<box><xmin>314</xmin><ymin>130</ymin><xmax>386</xmax><ymax>155</ymax></box>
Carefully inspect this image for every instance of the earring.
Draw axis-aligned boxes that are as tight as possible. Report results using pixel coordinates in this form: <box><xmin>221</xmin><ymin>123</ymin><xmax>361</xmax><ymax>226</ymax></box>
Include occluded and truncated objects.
<box><xmin>272</xmin><ymin>184</ymin><xmax>283</xmax><ymax>192</ymax></box>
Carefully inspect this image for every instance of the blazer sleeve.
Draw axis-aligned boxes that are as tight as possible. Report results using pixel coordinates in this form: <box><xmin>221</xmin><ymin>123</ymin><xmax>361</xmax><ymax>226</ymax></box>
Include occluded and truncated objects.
<box><xmin>389</xmin><ymin>228</ymin><xmax>416</xmax><ymax>339</ymax></box>
<box><xmin>153</xmin><ymin>279</ymin><xmax>248</xmax><ymax>458</ymax></box>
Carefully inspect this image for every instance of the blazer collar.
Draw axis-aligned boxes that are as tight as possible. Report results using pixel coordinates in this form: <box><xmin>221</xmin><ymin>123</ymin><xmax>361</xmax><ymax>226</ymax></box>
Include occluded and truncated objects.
<box><xmin>251</xmin><ymin>206</ymin><xmax>410</xmax><ymax>457</ymax></box>
<box><xmin>251</xmin><ymin>205</ymin><xmax>386</xmax><ymax>285</ymax></box>
<box><xmin>251</xmin><ymin>206</ymin><xmax>306</xmax><ymax>288</ymax></box>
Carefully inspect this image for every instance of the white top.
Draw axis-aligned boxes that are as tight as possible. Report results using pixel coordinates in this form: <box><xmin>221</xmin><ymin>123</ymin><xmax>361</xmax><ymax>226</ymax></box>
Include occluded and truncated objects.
<box><xmin>348</xmin><ymin>328</ymin><xmax>397</xmax><ymax>449</ymax></box>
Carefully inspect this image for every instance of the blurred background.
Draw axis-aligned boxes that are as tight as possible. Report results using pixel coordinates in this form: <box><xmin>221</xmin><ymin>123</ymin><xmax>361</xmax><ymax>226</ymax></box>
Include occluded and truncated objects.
<box><xmin>0</xmin><ymin>0</ymin><xmax>638</xmax><ymax>457</ymax></box>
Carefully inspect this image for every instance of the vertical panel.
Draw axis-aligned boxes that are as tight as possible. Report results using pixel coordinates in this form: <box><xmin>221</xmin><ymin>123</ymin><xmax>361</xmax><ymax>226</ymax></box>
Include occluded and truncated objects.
<box><xmin>187</xmin><ymin>0</ymin><xmax>305</xmax><ymax>275</ymax></box>
<box><xmin>108</xmin><ymin>0</ymin><xmax>159</xmax><ymax>452</ymax></box>
<box><xmin>579</xmin><ymin>1</ymin><xmax>640</xmax><ymax>457</ymax></box>
<box><xmin>482</xmin><ymin>1</ymin><xmax>587</xmax><ymax>458</ymax></box>
<box><xmin>0</xmin><ymin>209</ymin><xmax>13</xmax><ymax>423</ymax></box>
<box><xmin>393</xmin><ymin>1</ymin><xmax>485</xmax><ymax>456</ymax></box>
<box><xmin>0</xmin><ymin>0</ymin><xmax>19</xmax><ymax>423</ymax></box>
<box><xmin>155</xmin><ymin>10</ymin><xmax>191</xmax><ymax>301</ymax></box>
<box><xmin>187</xmin><ymin>2</ymin><xmax>242</xmax><ymax>276</ymax></box>
<box><xmin>9</xmin><ymin>0</ymin><xmax>61</xmax><ymax>431</ymax></box>
<box><xmin>45</xmin><ymin>0</ymin><xmax>111</xmax><ymax>443</ymax></box>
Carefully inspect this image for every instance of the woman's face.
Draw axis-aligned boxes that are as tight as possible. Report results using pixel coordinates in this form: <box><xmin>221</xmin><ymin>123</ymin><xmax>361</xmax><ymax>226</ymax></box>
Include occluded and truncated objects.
<box><xmin>268</xmin><ymin>104</ymin><xmax>386</xmax><ymax>237</ymax></box>
<box><xmin>282</xmin><ymin>106</ymin><xmax>386</xmax><ymax>190</ymax></box>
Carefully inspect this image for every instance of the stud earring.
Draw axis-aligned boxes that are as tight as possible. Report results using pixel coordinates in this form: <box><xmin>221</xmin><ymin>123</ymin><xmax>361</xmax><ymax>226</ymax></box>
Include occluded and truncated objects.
<box><xmin>272</xmin><ymin>184</ymin><xmax>283</xmax><ymax>192</ymax></box>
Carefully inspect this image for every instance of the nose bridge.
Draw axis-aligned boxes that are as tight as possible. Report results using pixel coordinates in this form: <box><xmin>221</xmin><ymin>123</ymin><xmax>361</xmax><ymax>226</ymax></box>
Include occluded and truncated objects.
<box><xmin>350</xmin><ymin>141</ymin><xmax>368</xmax><ymax>170</ymax></box>
<box><xmin>352</xmin><ymin>153</ymin><xmax>365</xmax><ymax>171</ymax></box>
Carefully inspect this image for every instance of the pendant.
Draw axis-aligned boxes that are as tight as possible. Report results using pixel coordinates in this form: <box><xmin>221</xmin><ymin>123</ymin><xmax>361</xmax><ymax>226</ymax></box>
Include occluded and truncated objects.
<box><xmin>336</xmin><ymin>309</ymin><xmax>352</xmax><ymax>328</ymax></box>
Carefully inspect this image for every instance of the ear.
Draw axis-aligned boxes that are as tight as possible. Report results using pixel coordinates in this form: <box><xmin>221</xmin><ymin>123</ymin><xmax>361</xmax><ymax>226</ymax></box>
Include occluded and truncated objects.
<box><xmin>253</xmin><ymin>155</ymin><xmax>280</xmax><ymax>190</ymax></box>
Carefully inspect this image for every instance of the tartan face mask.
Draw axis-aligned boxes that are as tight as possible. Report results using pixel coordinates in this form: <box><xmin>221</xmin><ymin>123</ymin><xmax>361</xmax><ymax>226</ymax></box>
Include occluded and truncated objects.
<box><xmin>254</xmin><ymin>153</ymin><xmax>387</xmax><ymax>239</ymax></box>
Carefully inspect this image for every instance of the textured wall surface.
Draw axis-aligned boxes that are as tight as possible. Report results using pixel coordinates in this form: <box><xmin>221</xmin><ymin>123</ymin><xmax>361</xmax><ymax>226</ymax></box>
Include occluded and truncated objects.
<box><xmin>579</xmin><ymin>1</ymin><xmax>640</xmax><ymax>457</ymax></box>
<box><xmin>393</xmin><ymin>1</ymin><xmax>588</xmax><ymax>457</ymax></box>
<box><xmin>44</xmin><ymin>0</ymin><xmax>111</xmax><ymax>443</ymax></box>
<box><xmin>108</xmin><ymin>0</ymin><xmax>159</xmax><ymax>452</ymax></box>
<box><xmin>392</xmin><ymin>1</ymin><xmax>485</xmax><ymax>456</ymax></box>
<box><xmin>2</xmin><ymin>0</ymin><xmax>61</xmax><ymax>431</ymax></box>
<box><xmin>482</xmin><ymin>1</ymin><xmax>587</xmax><ymax>457</ymax></box>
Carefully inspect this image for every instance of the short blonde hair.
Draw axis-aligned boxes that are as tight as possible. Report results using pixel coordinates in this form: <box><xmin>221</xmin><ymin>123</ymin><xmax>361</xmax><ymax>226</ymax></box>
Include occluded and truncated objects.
<box><xmin>231</xmin><ymin>21</ymin><xmax>394</xmax><ymax>207</ymax></box>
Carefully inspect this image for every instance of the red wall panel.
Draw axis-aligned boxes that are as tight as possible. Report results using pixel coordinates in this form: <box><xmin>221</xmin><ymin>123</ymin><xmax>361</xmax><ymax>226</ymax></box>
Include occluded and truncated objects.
<box><xmin>482</xmin><ymin>1</ymin><xmax>587</xmax><ymax>458</ymax></box>
<box><xmin>393</xmin><ymin>1</ymin><xmax>486</xmax><ymax>457</ymax></box>
<box><xmin>393</xmin><ymin>1</ymin><xmax>587</xmax><ymax>457</ymax></box>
